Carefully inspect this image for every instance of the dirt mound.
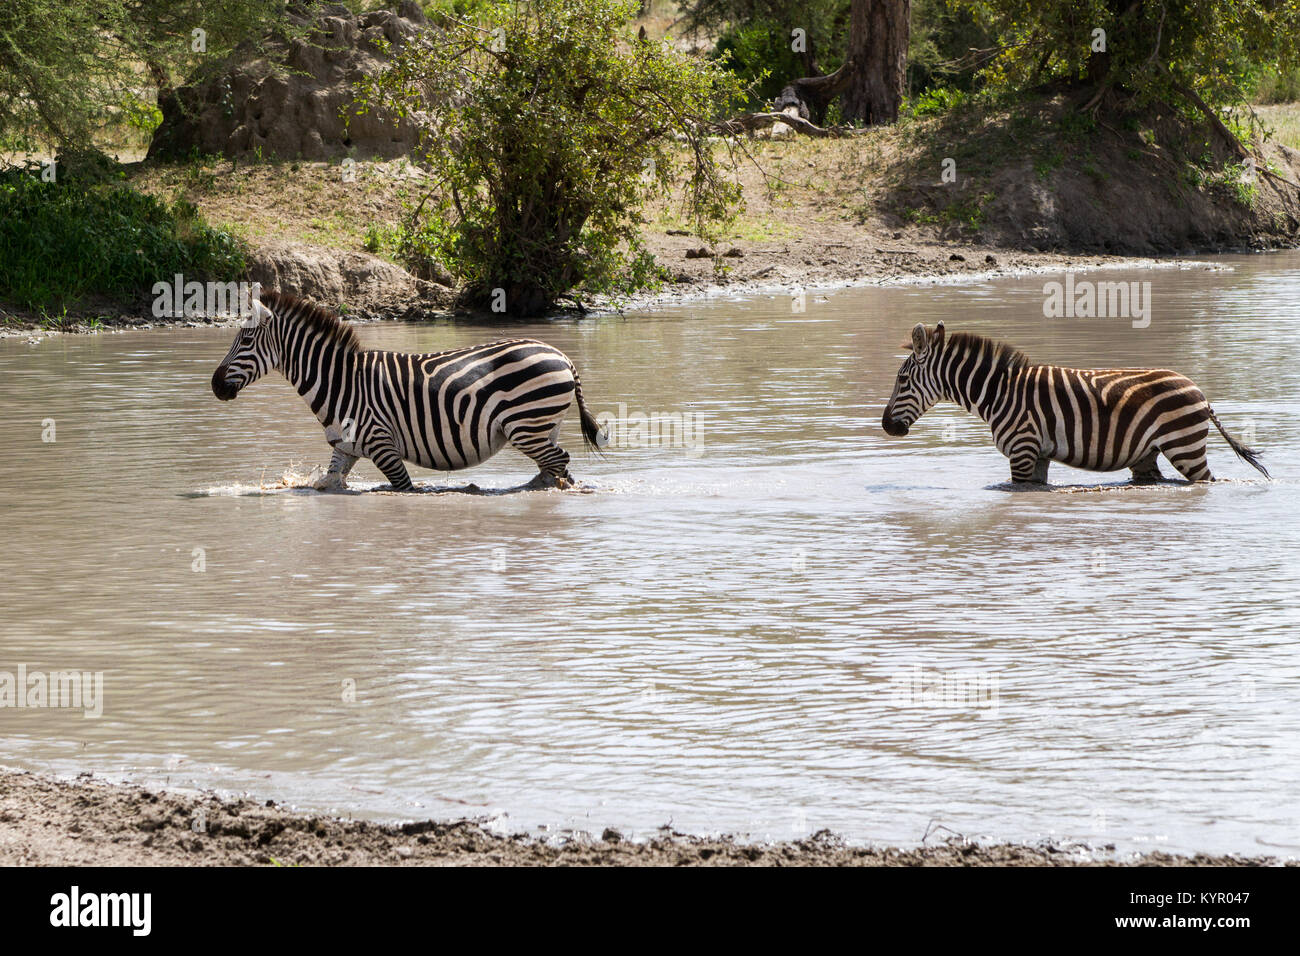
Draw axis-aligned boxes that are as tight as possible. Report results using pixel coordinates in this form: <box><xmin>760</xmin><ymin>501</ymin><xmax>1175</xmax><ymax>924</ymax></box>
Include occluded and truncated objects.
<box><xmin>887</xmin><ymin>96</ymin><xmax>1300</xmax><ymax>255</ymax></box>
<box><xmin>149</xmin><ymin>2</ymin><xmax>430</xmax><ymax>161</ymax></box>
<box><xmin>247</xmin><ymin>241</ymin><xmax>451</xmax><ymax>315</ymax></box>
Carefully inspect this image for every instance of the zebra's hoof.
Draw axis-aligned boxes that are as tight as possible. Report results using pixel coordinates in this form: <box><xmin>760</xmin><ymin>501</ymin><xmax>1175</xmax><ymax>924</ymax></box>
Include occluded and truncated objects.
<box><xmin>313</xmin><ymin>473</ymin><xmax>348</xmax><ymax>492</ymax></box>
<box><xmin>524</xmin><ymin>472</ymin><xmax>571</xmax><ymax>491</ymax></box>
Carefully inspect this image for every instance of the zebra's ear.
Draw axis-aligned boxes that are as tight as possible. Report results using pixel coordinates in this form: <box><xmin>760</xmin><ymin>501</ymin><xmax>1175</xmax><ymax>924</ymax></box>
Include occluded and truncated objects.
<box><xmin>931</xmin><ymin>321</ymin><xmax>945</xmax><ymax>350</ymax></box>
<box><xmin>910</xmin><ymin>323</ymin><xmax>929</xmax><ymax>355</ymax></box>
<box><xmin>251</xmin><ymin>298</ymin><xmax>273</xmax><ymax>327</ymax></box>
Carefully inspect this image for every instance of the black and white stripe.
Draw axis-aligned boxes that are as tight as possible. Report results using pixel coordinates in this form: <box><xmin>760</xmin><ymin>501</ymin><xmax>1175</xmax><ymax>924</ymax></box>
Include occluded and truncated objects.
<box><xmin>882</xmin><ymin>322</ymin><xmax>1268</xmax><ymax>483</ymax></box>
<box><xmin>211</xmin><ymin>291</ymin><xmax>607</xmax><ymax>490</ymax></box>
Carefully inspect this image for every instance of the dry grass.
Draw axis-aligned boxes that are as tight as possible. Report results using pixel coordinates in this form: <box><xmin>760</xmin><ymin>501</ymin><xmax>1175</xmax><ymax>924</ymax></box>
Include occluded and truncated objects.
<box><xmin>128</xmin><ymin>131</ymin><xmax>906</xmax><ymax>260</ymax></box>
<box><xmin>639</xmin><ymin>128</ymin><xmax>904</xmax><ymax>245</ymax></box>
<box><xmin>1256</xmin><ymin>102</ymin><xmax>1300</xmax><ymax>150</ymax></box>
<box><xmin>130</xmin><ymin>157</ymin><xmax>425</xmax><ymax>255</ymax></box>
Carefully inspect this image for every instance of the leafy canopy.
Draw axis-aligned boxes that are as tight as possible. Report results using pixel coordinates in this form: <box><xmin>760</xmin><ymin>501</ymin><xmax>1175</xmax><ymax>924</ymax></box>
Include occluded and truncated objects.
<box><xmin>958</xmin><ymin>0</ymin><xmax>1300</xmax><ymax>108</ymax></box>
<box><xmin>0</xmin><ymin>0</ymin><xmax>292</xmax><ymax>153</ymax></box>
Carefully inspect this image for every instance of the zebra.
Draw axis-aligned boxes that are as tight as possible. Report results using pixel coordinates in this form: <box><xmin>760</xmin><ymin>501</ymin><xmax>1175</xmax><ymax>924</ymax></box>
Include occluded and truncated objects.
<box><xmin>210</xmin><ymin>291</ymin><xmax>607</xmax><ymax>491</ymax></box>
<box><xmin>881</xmin><ymin>322</ymin><xmax>1268</xmax><ymax>484</ymax></box>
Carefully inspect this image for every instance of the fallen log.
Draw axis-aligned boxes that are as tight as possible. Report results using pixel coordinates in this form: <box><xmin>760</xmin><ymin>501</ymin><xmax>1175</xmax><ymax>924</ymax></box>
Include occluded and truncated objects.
<box><xmin>713</xmin><ymin>112</ymin><xmax>867</xmax><ymax>139</ymax></box>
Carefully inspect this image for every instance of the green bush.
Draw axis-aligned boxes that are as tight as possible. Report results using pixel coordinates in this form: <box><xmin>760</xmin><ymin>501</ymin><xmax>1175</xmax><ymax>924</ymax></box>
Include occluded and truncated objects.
<box><xmin>0</xmin><ymin>164</ymin><xmax>246</xmax><ymax>309</ymax></box>
<box><xmin>355</xmin><ymin>0</ymin><xmax>745</xmax><ymax>316</ymax></box>
<box><xmin>907</xmin><ymin>86</ymin><xmax>969</xmax><ymax>117</ymax></box>
<box><xmin>712</xmin><ymin>20</ymin><xmax>806</xmax><ymax>110</ymax></box>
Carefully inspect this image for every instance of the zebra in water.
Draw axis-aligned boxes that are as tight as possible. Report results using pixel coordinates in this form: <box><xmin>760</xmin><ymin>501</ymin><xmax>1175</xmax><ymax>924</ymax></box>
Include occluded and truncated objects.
<box><xmin>881</xmin><ymin>322</ymin><xmax>1268</xmax><ymax>484</ymax></box>
<box><xmin>211</xmin><ymin>291</ymin><xmax>607</xmax><ymax>491</ymax></box>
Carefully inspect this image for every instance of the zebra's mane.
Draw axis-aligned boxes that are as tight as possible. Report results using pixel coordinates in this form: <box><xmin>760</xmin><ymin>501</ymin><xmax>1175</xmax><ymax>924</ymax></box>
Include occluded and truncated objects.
<box><xmin>944</xmin><ymin>331</ymin><xmax>1030</xmax><ymax>374</ymax></box>
<box><xmin>260</xmin><ymin>291</ymin><xmax>363</xmax><ymax>353</ymax></box>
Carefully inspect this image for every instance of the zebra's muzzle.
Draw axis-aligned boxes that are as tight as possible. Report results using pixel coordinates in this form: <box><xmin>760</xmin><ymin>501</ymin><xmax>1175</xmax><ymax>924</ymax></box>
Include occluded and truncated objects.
<box><xmin>882</xmin><ymin>415</ymin><xmax>910</xmax><ymax>437</ymax></box>
<box><xmin>211</xmin><ymin>366</ymin><xmax>239</xmax><ymax>401</ymax></box>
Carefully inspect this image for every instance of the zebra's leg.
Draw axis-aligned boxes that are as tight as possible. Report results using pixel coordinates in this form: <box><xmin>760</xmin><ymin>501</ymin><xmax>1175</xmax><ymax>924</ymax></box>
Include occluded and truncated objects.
<box><xmin>1129</xmin><ymin>448</ymin><xmax>1164</xmax><ymax>483</ymax></box>
<box><xmin>314</xmin><ymin>447</ymin><xmax>358</xmax><ymax>492</ymax></box>
<box><xmin>1005</xmin><ymin>428</ymin><xmax>1048</xmax><ymax>484</ymax></box>
<box><xmin>509</xmin><ymin>426</ymin><xmax>574</xmax><ymax>489</ymax></box>
<box><xmin>370</xmin><ymin>447</ymin><xmax>415</xmax><ymax>492</ymax></box>
<box><xmin>1160</xmin><ymin>423</ymin><xmax>1213</xmax><ymax>482</ymax></box>
<box><xmin>1009</xmin><ymin>451</ymin><xmax>1049</xmax><ymax>484</ymax></box>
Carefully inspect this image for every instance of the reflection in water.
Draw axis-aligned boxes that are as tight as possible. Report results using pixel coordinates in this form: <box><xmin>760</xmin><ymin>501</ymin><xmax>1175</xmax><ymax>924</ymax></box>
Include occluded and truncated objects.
<box><xmin>1</xmin><ymin>253</ymin><xmax>1298</xmax><ymax>854</ymax></box>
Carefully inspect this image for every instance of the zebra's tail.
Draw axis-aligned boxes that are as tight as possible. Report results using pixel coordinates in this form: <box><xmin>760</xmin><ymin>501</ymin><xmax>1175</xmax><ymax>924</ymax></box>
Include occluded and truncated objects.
<box><xmin>1208</xmin><ymin>407</ymin><xmax>1270</xmax><ymax>478</ymax></box>
<box><xmin>572</xmin><ymin>370</ymin><xmax>609</xmax><ymax>454</ymax></box>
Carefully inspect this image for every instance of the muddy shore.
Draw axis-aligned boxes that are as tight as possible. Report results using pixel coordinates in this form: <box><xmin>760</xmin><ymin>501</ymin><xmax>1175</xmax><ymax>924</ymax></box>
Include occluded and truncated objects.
<box><xmin>0</xmin><ymin>239</ymin><xmax>1191</xmax><ymax>338</ymax></box>
<box><xmin>0</xmin><ymin>768</ymin><xmax>1284</xmax><ymax>866</ymax></box>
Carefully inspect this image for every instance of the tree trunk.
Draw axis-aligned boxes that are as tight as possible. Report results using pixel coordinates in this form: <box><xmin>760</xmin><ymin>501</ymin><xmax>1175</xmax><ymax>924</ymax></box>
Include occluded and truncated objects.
<box><xmin>840</xmin><ymin>0</ymin><xmax>910</xmax><ymax>126</ymax></box>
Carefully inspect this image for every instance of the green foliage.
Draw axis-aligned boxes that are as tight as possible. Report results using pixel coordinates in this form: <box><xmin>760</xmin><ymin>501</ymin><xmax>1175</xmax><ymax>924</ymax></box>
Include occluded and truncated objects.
<box><xmin>712</xmin><ymin>20</ymin><xmax>804</xmax><ymax>109</ymax></box>
<box><xmin>0</xmin><ymin>0</ymin><xmax>291</xmax><ymax>152</ymax></box>
<box><xmin>686</xmin><ymin>2</ymin><xmax>846</xmax><ymax>77</ymax></box>
<box><xmin>390</xmin><ymin>211</ymin><xmax>452</xmax><ymax>278</ymax></box>
<box><xmin>418</xmin><ymin>0</ymin><xmax>500</xmax><ymax>18</ymax></box>
<box><xmin>907</xmin><ymin>0</ymin><xmax>996</xmax><ymax>94</ymax></box>
<box><xmin>907</xmin><ymin>86</ymin><xmax>969</xmax><ymax>117</ymax></box>
<box><xmin>118</xmin><ymin>92</ymin><xmax>164</xmax><ymax>136</ymax></box>
<box><xmin>355</xmin><ymin>0</ymin><xmax>745</xmax><ymax>315</ymax></box>
<box><xmin>704</xmin><ymin>3</ymin><xmax>847</xmax><ymax>109</ymax></box>
<box><xmin>685</xmin><ymin>0</ymin><xmax>995</xmax><ymax>108</ymax></box>
<box><xmin>1249</xmin><ymin>63</ymin><xmax>1300</xmax><ymax>104</ymax></box>
<box><xmin>957</xmin><ymin>0</ymin><xmax>1300</xmax><ymax>112</ymax></box>
<box><xmin>902</xmin><ymin>190</ymin><xmax>993</xmax><ymax>230</ymax></box>
<box><xmin>1034</xmin><ymin>150</ymin><xmax>1064</xmax><ymax>179</ymax></box>
<box><xmin>362</xmin><ymin>222</ymin><xmax>399</xmax><ymax>255</ymax></box>
<box><xmin>1057</xmin><ymin>109</ymin><xmax>1096</xmax><ymax>141</ymax></box>
<box><xmin>690</xmin><ymin>1</ymin><xmax>1299</xmax><ymax>122</ymax></box>
<box><xmin>1188</xmin><ymin>160</ymin><xmax>1260</xmax><ymax>207</ymax></box>
<box><xmin>942</xmin><ymin>191</ymin><xmax>994</xmax><ymax>229</ymax></box>
<box><xmin>0</xmin><ymin>165</ymin><xmax>246</xmax><ymax>309</ymax></box>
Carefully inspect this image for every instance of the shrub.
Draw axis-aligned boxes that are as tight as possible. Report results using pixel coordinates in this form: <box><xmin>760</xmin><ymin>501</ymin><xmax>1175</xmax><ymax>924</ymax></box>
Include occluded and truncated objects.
<box><xmin>907</xmin><ymin>86</ymin><xmax>969</xmax><ymax>117</ymax></box>
<box><xmin>354</xmin><ymin>0</ymin><xmax>746</xmax><ymax>316</ymax></box>
<box><xmin>0</xmin><ymin>163</ymin><xmax>246</xmax><ymax>309</ymax></box>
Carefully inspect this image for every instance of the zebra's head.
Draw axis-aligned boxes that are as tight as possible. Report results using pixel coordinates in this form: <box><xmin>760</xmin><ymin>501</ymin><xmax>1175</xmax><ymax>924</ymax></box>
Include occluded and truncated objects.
<box><xmin>882</xmin><ymin>322</ymin><xmax>945</xmax><ymax>436</ymax></box>
<box><xmin>211</xmin><ymin>297</ymin><xmax>279</xmax><ymax>401</ymax></box>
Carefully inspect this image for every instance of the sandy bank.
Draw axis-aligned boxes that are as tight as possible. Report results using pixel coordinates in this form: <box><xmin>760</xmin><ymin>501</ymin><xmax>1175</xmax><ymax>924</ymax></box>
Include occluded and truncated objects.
<box><xmin>0</xmin><ymin>769</ymin><xmax>1284</xmax><ymax>867</ymax></box>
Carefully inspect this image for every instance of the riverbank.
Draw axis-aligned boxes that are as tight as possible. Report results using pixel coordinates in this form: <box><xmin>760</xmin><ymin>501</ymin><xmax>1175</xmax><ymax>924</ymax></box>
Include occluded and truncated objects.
<box><xmin>0</xmin><ymin>769</ymin><xmax>1284</xmax><ymax>866</ymax></box>
<box><xmin>3</xmin><ymin>96</ymin><xmax>1298</xmax><ymax>335</ymax></box>
<box><xmin>0</xmin><ymin>238</ymin><xmax>1182</xmax><ymax>337</ymax></box>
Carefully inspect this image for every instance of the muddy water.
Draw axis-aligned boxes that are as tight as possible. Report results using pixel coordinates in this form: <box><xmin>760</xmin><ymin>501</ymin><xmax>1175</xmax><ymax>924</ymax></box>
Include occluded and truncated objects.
<box><xmin>3</xmin><ymin>253</ymin><xmax>1299</xmax><ymax>855</ymax></box>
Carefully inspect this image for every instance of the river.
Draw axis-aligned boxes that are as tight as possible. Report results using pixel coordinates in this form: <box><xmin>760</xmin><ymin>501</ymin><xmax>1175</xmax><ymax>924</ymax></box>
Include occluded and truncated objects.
<box><xmin>2</xmin><ymin>252</ymin><xmax>1297</xmax><ymax>855</ymax></box>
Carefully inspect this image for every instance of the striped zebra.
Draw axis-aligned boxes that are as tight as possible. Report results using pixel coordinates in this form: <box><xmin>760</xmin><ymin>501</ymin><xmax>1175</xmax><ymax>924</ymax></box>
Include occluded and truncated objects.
<box><xmin>211</xmin><ymin>291</ymin><xmax>607</xmax><ymax>491</ymax></box>
<box><xmin>881</xmin><ymin>322</ymin><xmax>1268</xmax><ymax>484</ymax></box>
